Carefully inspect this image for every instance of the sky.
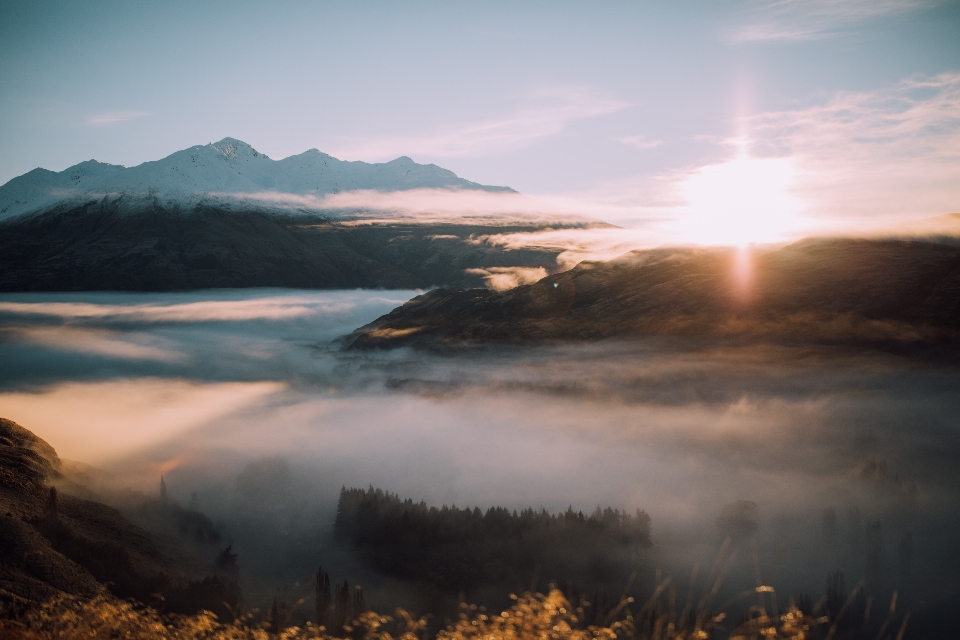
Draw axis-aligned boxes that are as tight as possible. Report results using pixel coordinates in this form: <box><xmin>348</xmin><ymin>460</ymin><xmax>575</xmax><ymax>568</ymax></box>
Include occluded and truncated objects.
<box><xmin>1</xmin><ymin>0</ymin><xmax>959</xmax><ymax>242</ymax></box>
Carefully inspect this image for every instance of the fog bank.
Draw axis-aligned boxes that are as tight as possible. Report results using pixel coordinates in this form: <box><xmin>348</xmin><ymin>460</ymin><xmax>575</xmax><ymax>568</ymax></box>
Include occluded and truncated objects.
<box><xmin>1</xmin><ymin>289</ymin><xmax>958</xmax><ymax>608</ymax></box>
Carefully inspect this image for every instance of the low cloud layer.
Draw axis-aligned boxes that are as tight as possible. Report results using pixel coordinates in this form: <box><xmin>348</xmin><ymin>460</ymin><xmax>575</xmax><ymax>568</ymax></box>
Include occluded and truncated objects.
<box><xmin>463</xmin><ymin>266</ymin><xmax>548</xmax><ymax>291</ymax></box>
<box><xmin>2</xmin><ymin>290</ymin><xmax>957</xmax><ymax>515</ymax></box>
<box><xmin>0</xmin><ymin>290</ymin><xmax>412</xmax><ymax>324</ymax></box>
<box><xmin>471</xmin><ymin>227</ymin><xmax>662</xmax><ymax>268</ymax></box>
<box><xmin>217</xmin><ymin>187</ymin><xmax>605</xmax><ymax>228</ymax></box>
<box><xmin>2</xmin><ymin>326</ymin><xmax>185</xmax><ymax>362</ymax></box>
<box><xmin>2</xmin><ymin>289</ymin><xmax>958</xmax><ymax>602</ymax></box>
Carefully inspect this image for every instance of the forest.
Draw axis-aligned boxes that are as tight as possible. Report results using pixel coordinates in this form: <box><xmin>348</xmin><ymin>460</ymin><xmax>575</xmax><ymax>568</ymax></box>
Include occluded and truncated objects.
<box><xmin>333</xmin><ymin>486</ymin><xmax>652</xmax><ymax>615</ymax></box>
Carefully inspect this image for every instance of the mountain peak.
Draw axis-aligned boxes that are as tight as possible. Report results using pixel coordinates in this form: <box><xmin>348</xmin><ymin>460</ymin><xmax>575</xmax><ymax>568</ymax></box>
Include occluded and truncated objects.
<box><xmin>210</xmin><ymin>137</ymin><xmax>266</xmax><ymax>160</ymax></box>
<box><xmin>0</xmin><ymin>138</ymin><xmax>517</xmax><ymax>222</ymax></box>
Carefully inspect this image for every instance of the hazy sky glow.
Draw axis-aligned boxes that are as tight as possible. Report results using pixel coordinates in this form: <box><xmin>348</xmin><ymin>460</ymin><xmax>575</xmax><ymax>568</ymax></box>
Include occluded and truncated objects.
<box><xmin>1</xmin><ymin>0</ymin><xmax>959</xmax><ymax>244</ymax></box>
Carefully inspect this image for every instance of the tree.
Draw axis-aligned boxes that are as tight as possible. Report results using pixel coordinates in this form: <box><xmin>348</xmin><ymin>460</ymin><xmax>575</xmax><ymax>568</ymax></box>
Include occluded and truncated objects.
<box><xmin>352</xmin><ymin>585</ymin><xmax>365</xmax><ymax>621</ymax></box>
<box><xmin>269</xmin><ymin>596</ymin><xmax>280</xmax><ymax>634</ymax></box>
<box><xmin>159</xmin><ymin>476</ymin><xmax>169</xmax><ymax>503</ymax></box>
<box><xmin>215</xmin><ymin>544</ymin><xmax>239</xmax><ymax>575</ymax></box>
<box><xmin>315</xmin><ymin>566</ymin><xmax>331</xmax><ymax>628</ymax></box>
<box><xmin>334</xmin><ymin>580</ymin><xmax>350</xmax><ymax>630</ymax></box>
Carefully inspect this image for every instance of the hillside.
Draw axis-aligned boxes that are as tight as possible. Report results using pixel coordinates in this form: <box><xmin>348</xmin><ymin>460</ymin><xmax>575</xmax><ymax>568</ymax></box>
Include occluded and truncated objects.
<box><xmin>348</xmin><ymin>237</ymin><xmax>960</xmax><ymax>349</ymax></box>
<box><xmin>0</xmin><ymin>418</ymin><xmax>239</xmax><ymax>619</ymax></box>
<box><xmin>0</xmin><ymin>203</ymin><xmax>578</xmax><ymax>291</ymax></box>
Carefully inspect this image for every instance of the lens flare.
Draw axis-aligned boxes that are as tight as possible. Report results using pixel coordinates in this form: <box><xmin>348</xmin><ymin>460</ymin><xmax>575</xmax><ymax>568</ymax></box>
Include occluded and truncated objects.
<box><xmin>732</xmin><ymin>245</ymin><xmax>753</xmax><ymax>302</ymax></box>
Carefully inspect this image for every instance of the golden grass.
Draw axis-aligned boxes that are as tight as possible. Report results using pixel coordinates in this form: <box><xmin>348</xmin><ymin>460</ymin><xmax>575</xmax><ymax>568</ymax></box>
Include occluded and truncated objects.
<box><xmin>0</xmin><ymin>588</ymin><xmax>819</xmax><ymax>640</ymax></box>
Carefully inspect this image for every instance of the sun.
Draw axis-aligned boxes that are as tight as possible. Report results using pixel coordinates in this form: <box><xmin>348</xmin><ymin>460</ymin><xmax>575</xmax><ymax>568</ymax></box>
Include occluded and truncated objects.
<box><xmin>673</xmin><ymin>150</ymin><xmax>805</xmax><ymax>246</ymax></box>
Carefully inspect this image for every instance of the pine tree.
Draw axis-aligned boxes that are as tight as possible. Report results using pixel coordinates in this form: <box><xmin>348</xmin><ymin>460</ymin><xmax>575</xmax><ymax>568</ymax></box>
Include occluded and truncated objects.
<box><xmin>352</xmin><ymin>585</ymin><xmax>365</xmax><ymax>620</ymax></box>
<box><xmin>270</xmin><ymin>596</ymin><xmax>281</xmax><ymax>634</ymax></box>
<box><xmin>160</xmin><ymin>476</ymin><xmax>169</xmax><ymax>503</ymax></box>
<box><xmin>315</xmin><ymin>567</ymin><xmax>331</xmax><ymax>628</ymax></box>
<box><xmin>215</xmin><ymin>545</ymin><xmax>239</xmax><ymax>574</ymax></box>
<box><xmin>334</xmin><ymin>580</ymin><xmax>350</xmax><ymax>630</ymax></box>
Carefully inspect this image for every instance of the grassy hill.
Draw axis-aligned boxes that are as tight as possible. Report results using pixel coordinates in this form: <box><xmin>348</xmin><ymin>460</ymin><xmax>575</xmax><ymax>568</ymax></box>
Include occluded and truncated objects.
<box><xmin>349</xmin><ymin>237</ymin><xmax>960</xmax><ymax>349</ymax></box>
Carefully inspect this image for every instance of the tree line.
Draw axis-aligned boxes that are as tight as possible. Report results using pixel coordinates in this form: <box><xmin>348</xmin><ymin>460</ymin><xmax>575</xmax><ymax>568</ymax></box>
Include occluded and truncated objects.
<box><xmin>333</xmin><ymin>486</ymin><xmax>652</xmax><ymax>611</ymax></box>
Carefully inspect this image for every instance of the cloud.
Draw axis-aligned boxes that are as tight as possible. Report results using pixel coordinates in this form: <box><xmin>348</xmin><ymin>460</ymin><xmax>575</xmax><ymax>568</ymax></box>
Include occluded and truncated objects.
<box><xmin>0</xmin><ymin>297</ymin><xmax>363</xmax><ymax>323</ymax></box>
<box><xmin>747</xmin><ymin>72</ymin><xmax>960</xmax><ymax>226</ymax></box>
<box><xmin>233</xmin><ymin>70</ymin><xmax>960</xmax><ymax>255</ymax></box>
<box><xmin>331</xmin><ymin>88</ymin><xmax>628</xmax><ymax>159</ymax></box>
<box><xmin>728</xmin><ymin>0</ymin><xmax>931</xmax><ymax>43</ymax></box>
<box><xmin>2</xmin><ymin>326</ymin><xmax>186</xmax><ymax>362</ymax></box>
<box><xmin>473</xmin><ymin>228</ymin><xmax>661</xmax><ymax>269</ymax></box>
<box><xmin>224</xmin><ymin>187</ymin><xmax>609</xmax><ymax>227</ymax></box>
<box><xmin>533</xmin><ymin>71</ymin><xmax>960</xmax><ymax>250</ymax></box>
<box><xmin>464</xmin><ymin>266</ymin><xmax>549</xmax><ymax>291</ymax></box>
<box><xmin>3</xmin><ymin>288</ymin><xmax>958</xmax><ymax>600</ymax></box>
<box><xmin>0</xmin><ymin>290</ymin><xmax>421</xmax><ymax>393</ymax></box>
<box><xmin>88</xmin><ymin>110</ymin><xmax>150</xmax><ymax>125</ymax></box>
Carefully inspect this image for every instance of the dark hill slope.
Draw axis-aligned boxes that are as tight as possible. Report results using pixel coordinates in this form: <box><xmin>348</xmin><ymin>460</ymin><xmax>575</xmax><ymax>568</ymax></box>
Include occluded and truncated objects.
<box><xmin>0</xmin><ymin>419</ymin><xmax>105</xmax><ymax>605</ymax></box>
<box><xmin>349</xmin><ymin>238</ymin><xmax>960</xmax><ymax>348</ymax></box>
<box><xmin>0</xmin><ymin>418</ymin><xmax>234</xmax><ymax>617</ymax></box>
<box><xmin>0</xmin><ymin>199</ymin><xmax>577</xmax><ymax>291</ymax></box>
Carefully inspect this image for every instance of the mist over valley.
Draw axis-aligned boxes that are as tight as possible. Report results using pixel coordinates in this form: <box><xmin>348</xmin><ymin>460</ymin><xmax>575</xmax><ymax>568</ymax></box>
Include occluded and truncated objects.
<box><xmin>2</xmin><ymin>286</ymin><xmax>959</xmax><ymax>636</ymax></box>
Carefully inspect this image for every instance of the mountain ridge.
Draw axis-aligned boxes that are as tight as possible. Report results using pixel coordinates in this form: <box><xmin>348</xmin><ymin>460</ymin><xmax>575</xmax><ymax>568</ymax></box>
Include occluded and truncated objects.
<box><xmin>0</xmin><ymin>137</ymin><xmax>516</xmax><ymax>223</ymax></box>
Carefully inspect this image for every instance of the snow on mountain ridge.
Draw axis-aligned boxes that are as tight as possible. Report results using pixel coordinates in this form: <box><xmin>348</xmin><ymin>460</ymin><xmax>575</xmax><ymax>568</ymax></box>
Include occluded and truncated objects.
<box><xmin>0</xmin><ymin>138</ymin><xmax>515</xmax><ymax>222</ymax></box>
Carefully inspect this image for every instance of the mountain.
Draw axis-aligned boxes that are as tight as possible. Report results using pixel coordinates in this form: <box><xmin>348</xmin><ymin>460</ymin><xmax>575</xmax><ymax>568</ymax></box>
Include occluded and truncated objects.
<box><xmin>348</xmin><ymin>237</ymin><xmax>960</xmax><ymax>349</ymax></box>
<box><xmin>0</xmin><ymin>139</ymin><xmax>601</xmax><ymax>292</ymax></box>
<box><xmin>0</xmin><ymin>138</ymin><xmax>513</xmax><ymax>223</ymax></box>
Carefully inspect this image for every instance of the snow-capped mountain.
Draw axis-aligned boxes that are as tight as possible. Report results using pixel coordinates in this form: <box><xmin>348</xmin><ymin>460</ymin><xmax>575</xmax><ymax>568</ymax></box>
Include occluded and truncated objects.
<box><xmin>0</xmin><ymin>138</ymin><xmax>611</xmax><ymax>292</ymax></box>
<box><xmin>0</xmin><ymin>138</ymin><xmax>514</xmax><ymax>222</ymax></box>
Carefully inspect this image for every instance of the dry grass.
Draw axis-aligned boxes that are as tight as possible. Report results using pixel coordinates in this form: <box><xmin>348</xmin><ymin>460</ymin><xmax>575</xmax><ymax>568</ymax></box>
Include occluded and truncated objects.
<box><xmin>0</xmin><ymin>588</ymin><xmax>821</xmax><ymax>640</ymax></box>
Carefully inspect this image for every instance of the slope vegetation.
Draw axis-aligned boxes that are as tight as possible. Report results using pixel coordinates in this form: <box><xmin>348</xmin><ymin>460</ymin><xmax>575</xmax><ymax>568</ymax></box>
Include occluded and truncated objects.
<box><xmin>349</xmin><ymin>238</ymin><xmax>960</xmax><ymax>348</ymax></box>
<box><xmin>0</xmin><ymin>202</ymin><xmax>572</xmax><ymax>291</ymax></box>
<box><xmin>0</xmin><ymin>418</ymin><xmax>238</xmax><ymax>619</ymax></box>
